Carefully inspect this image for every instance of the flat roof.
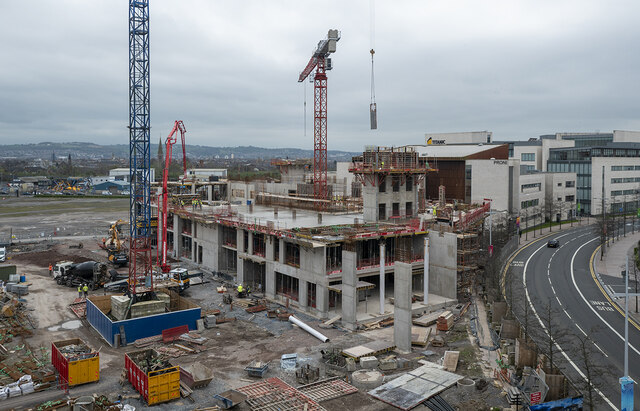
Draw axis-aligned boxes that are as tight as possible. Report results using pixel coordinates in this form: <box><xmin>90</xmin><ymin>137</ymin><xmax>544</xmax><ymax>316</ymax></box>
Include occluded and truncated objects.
<box><xmin>233</xmin><ymin>204</ymin><xmax>362</xmax><ymax>229</ymax></box>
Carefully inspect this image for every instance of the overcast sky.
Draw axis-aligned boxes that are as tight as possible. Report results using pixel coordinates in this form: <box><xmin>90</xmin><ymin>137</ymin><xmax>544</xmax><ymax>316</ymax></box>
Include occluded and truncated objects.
<box><xmin>1</xmin><ymin>1</ymin><xmax>639</xmax><ymax>151</ymax></box>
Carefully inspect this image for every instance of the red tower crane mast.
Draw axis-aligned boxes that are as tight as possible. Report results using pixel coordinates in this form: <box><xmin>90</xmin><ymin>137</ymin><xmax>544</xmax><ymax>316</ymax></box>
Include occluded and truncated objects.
<box><xmin>298</xmin><ymin>30</ymin><xmax>340</xmax><ymax>209</ymax></box>
<box><xmin>160</xmin><ymin>120</ymin><xmax>187</xmax><ymax>273</ymax></box>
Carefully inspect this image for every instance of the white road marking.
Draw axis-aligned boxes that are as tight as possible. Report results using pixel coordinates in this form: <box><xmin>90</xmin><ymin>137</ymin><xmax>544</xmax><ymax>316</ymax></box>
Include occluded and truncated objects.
<box><xmin>570</xmin><ymin>239</ymin><xmax>640</xmax><ymax>357</ymax></box>
<box><xmin>594</xmin><ymin>343</ymin><xmax>609</xmax><ymax>358</ymax></box>
<box><xmin>523</xmin><ymin>236</ymin><xmax>618</xmax><ymax>410</ymax></box>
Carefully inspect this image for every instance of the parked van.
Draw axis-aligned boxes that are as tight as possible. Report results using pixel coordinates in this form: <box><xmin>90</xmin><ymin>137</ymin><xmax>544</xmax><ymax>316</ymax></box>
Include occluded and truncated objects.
<box><xmin>0</xmin><ymin>247</ymin><xmax>6</xmax><ymax>262</ymax></box>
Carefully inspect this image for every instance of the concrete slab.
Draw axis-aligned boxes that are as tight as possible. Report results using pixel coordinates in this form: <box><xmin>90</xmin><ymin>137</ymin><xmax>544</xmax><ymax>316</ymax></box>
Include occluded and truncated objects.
<box><xmin>368</xmin><ymin>364</ymin><xmax>463</xmax><ymax>410</ymax></box>
<box><xmin>359</xmin><ymin>356</ymin><xmax>379</xmax><ymax>369</ymax></box>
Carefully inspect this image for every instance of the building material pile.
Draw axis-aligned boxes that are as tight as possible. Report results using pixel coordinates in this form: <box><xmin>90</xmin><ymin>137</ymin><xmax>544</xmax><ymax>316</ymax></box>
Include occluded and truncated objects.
<box><xmin>436</xmin><ymin>311</ymin><xmax>454</xmax><ymax>331</ymax></box>
<box><xmin>133</xmin><ymin>328</ymin><xmax>208</xmax><ymax>358</ymax></box>
<box><xmin>57</xmin><ymin>342</ymin><xmax>93</xmax><ymax>361</ymax></box>
<box><xmin>236</xmin><ymin>377</ymin><xmax>326</xmax><ymax>411</ymax></box>
<box><xmin>128</xmin><ymin>350</ymin><xmax>173</xmax><ymax>375</ymax></box>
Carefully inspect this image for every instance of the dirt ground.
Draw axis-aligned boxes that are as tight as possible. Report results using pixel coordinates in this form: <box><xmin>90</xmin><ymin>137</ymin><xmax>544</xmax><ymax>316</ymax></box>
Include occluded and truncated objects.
<box><xmin>0</xmin><ymin>198</ymin><xmax>510</xmax><ymax>411</ymax></box>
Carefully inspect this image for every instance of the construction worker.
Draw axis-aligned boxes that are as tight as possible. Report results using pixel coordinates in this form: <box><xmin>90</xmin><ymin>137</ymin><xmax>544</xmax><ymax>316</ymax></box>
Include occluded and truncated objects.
<box><xmin>83</xmin><ymin>283</ymin><xmax>89</xmax><ymax>298</ymax></box>
<box><xmin>48</xmin><ymin>263</ymin><xmax>53</xmax><ymax>276</ymax></box>
<box><xmin>78</xmin><ymin>284</ymin><xmax>83</xmax><ymax>298</ymax></box>
<box><xmin>237</xmin><ymin>284</ymin><xmax>243</xmax><ymax>294</ymax></box>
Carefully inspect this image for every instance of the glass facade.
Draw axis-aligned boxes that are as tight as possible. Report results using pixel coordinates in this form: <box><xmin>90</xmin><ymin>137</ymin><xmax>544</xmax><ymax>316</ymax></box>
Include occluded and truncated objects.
<box><xmin>559</xmin><ymin>133</ymin><xmax>613</xmax><ymax>147</ymax></box>
<box><xmin>548</xmin><ymin>143</ymin><xmax>640</xmax><ymax>215</ymax></box>
<box><xmin>548</xmin><ymin>160</ymin><xmax>591</xmax><ymax>213</ymax></box>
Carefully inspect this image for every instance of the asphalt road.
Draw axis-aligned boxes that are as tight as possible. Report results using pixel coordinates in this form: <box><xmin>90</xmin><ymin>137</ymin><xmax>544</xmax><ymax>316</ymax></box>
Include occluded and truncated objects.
<box><xmin>506</xmin><ymin>225</ymin><xmax>640</xmax><ymax>410</ymax></box>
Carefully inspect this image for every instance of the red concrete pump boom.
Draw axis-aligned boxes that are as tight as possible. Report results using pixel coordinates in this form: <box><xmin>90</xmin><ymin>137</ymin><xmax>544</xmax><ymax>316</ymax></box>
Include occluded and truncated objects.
<box><xmin>160</xmin><ymin>120</ymin><xmax>187</xmax><ymax>273</ymax></box>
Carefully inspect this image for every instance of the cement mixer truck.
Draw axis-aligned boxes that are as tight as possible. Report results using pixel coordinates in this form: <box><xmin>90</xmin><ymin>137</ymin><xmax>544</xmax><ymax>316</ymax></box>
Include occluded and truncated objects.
<box><xmin>52</xmin><ymin>261</ymin><xmax>112</xmax><ymax>290</ymax></box>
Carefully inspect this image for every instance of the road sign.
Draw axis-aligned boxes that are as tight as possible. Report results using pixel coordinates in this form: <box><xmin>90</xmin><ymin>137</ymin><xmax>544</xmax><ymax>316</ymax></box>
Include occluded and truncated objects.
<box><xmin>530</xmin><ymin>391</ymin><xmax>542</xmax><ymax>404</ymax></box>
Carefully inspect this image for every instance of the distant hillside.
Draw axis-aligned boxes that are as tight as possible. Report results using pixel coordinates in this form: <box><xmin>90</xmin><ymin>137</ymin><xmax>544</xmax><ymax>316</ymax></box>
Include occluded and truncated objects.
<box><xmin>0</xmin><ymin>142</ymin><xmax>358</xmax><ymax>161</ymax></box>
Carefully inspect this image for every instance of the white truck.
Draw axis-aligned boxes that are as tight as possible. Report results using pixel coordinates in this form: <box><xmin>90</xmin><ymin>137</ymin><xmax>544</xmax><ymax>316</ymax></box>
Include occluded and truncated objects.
<box><xmin>0</xmin><ymin>247</ymin><xmax>5</xmax><ymax>262</ymax></box>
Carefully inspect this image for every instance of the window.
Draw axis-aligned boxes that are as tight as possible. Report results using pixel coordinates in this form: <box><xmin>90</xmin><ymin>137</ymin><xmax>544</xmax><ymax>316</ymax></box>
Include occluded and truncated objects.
<box><xmin>521</xmin><ymin>183</ymin><xmax>541</xmax><ymax>192</ymax></box>
<box><xmin>525</xmin><ymin>165</ymin><xmax>535</xmax><ymax>172</ymax></box>
<box><xmin>565</xmin><ymin>195</ymin><xmax>575</xmax><ymax>202</ymax></box>
<box><xmin>565</xmin><ymin>181</ymin><xmax>575</xmax><ymax>188</ymax></box>
<box><xmin>611</xmin><ymin>190</ymin><xmax>623</xmax><ymax>196</ymax></box>
<box><xmin>406</xmin><ymin>202</ymin><xmax>413</xmax><ymax>216</ymax></box>
<box><xmin>274</xmin><ymin>238</ymin><xmax>280</xmax><ymax>261</ymax></box>
<box><xmin>521</xmin><ymin>199</ymin><xmax>539</xmax><ymax>209</ymax></box>
<box><xmin>379</xmin><ymin>178</ymin><xmax>386</xmax><ymax>192</ymax></box>
<box><xmin>392</xmin><ymin>176</ymin><xmax>400</xmax><ymax>192</ymax></box>
<box><xmin>521</xmin><ymin>153</ymin><xmax>535</xmax><ymax>161</ymax></box>
<box><xmin>612</xmin><ymin>165</ymin><xmax>635</xmax><ymax>171</ymax></box>
<box><xmin>406</xmin><ymin>176</ymin><xmax>413</xmax><ymax>192</ymax></box>
<box><xmin>285</xmin><ymin>242</ymin><xmax>300</xmax><ymax>267</ymax></box>
<box><xmin>276</xmin><ymin>272</ymin><xmax>299</xmax><ymax>301</ymax></box>
<box><xmin>326</xmin><ymin>245</ymin><xmax>342</xmax><ymax>273</ymax></box>
<box><xmin>557</xmin><ymin>182</ymin><xmax>562</xmax><ymax>187</ymax></box>
<box><xmin>243</xmin><ymin>231</ymin><xmax>249</xmax><ymax>253</ymax></box>
<box><xmin>378</xmin><ymin>203</ymin><xmax>386</xmax><ymax>220</ymax></box>
<box><xmin>392</xmin><ymin>202</ymin><xmax>400</xmax><ymax>217</ymax></box>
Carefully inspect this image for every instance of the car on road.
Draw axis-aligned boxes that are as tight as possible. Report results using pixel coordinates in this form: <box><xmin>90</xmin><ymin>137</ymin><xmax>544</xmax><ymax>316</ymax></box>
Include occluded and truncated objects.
<box><xmin>547</xmin><ymin>239</ymin><xmax>559</xmax><ymax>248</ymax></box>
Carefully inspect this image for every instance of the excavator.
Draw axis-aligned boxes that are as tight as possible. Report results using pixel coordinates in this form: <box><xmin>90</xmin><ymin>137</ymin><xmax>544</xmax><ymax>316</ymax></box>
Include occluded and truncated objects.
<box><xmin>102</xmin><ymin>219</ymin><xmax>129</xmax><ymax>267</ymax></box>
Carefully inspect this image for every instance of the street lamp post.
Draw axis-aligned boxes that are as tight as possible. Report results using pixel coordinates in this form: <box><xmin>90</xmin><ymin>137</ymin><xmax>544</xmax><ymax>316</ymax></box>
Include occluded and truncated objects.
<box><xmin>620</xmin><ymin>257</ymin><xmax>635</xmax><ymax>411</ymax></box>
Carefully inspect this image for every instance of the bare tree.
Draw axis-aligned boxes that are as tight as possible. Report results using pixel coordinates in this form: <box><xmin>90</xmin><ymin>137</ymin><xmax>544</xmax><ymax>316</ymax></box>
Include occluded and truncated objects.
<box><xmin>570</xmin><ymin>328</ymin><xmax>614</xmax><ymax>411</ymax></box>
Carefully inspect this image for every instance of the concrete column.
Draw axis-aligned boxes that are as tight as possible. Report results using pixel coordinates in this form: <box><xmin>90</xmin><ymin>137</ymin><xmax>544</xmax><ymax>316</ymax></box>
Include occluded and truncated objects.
<box><xmin>211</xmin><ymin>225</ymin><xmax>220</xmax><ymax>271</ymax></box>
<box><xmin>423</xmin><ymin>237</ymin><xmax>429</xmax><ymax>306</ymax></box>
<box><xmin>265</xmin><ymin>262</ymin><xmax>276</xmax><ymax>298</ymax></box>
<box><xmin>192</xmin><ymin>240</ymin><xmax>197</xmax><ymax>261</ymax></box>
<box><xmin>379</xmin><ymin>242</ymin><xmax>386</xmax><ymax>315</ymax></box>
<box><xmin>247</xmin><ymin>231</ymin><xmax>253</xmax><ymax>255</ymax></box>
<box><xmin>342</xmin><ymin>250</ymin><xmax>357</xmax><ymax>331</ymax></box>
<box><xmin>394</xmin><ymin>261</ymin><xmax>412</xmax><ymax>353</ymax></box>
<box><xmin>174</xmin><ymin>214</ymin><xmax>181</xmax><ymax>258</ymax></box>
<box><xmin>299</xmin><ymin>279</ymin><xmax>308</xmax><ymax>309</ymax></box>
<box><xmin>237</xmin><ymin>258</ymin><xmax>245</xmax><ymax>285</ymax></box>
<box><xmin>279</xmin><ymin>239</ymin><xmax>285</xmax><ymax>262</ymax></box>
<box><xmin>316</xmin><ymin>283</ymin><xmax>329</xmax><ymax>319</ymax></box>
<box><xmin>191</xmin><ymin>182</ymin><xmax>196</xmax><ymax>195</ymax></box>
<box><xmin>266</xmin><ymin>236</ymin><xmax>275</xmax><ymax>262</ymax></box>
<box><xmin>237</xmin><ymin>229</ymin><xmax>244</xmax><ymax>253</ymax></box>
<box><xmin>207</xmin><ymin>185</ymin><xmax>213</xmax><ymax>202</ymax></box>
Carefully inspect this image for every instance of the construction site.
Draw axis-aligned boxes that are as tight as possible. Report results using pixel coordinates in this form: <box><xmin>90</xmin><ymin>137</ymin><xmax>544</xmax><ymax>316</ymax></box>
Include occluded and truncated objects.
<box><xmin>0</xmin><ymin>2</ymin><xmax>577</xmax><ymax>411</ymax></box>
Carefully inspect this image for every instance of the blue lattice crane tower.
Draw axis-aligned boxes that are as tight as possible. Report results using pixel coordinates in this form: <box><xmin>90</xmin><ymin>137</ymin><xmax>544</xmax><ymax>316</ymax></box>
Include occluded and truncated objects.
<box><xmin>128</xmin><ymin>0</ymin><xmax>153</xmax><ymax>295</ymax></box>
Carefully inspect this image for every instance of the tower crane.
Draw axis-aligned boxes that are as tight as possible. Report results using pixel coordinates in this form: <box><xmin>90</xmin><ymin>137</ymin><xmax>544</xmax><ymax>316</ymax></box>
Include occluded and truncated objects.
<box><xmin>128</xmin><ymin>0</ymin><xmax>152</xmax><ymax>296</ymax></box>
<box><xmin>159</xmin><ymin>120</ymin><xmax>187</xmax><ymax>273</ymax></box>
<box><xmin>298</xmin><ymin>30</ymin><xmax>340</xmax><ymax>209</ymax></box>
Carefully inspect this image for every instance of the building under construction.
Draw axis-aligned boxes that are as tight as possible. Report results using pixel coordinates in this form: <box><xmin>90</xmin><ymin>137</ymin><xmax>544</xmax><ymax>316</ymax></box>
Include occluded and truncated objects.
<box><xmin>153</xmin><ymin>145</ymin><xmax>489</xmax><ymax>326</ymax></box>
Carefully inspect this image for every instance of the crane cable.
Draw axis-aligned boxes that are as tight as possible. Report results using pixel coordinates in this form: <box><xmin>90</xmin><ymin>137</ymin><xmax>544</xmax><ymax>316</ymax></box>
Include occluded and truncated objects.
<box><xmin>369</xmin><ymin>0</ymin><xmax>377</xmax><ymax>129</ymax></box>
